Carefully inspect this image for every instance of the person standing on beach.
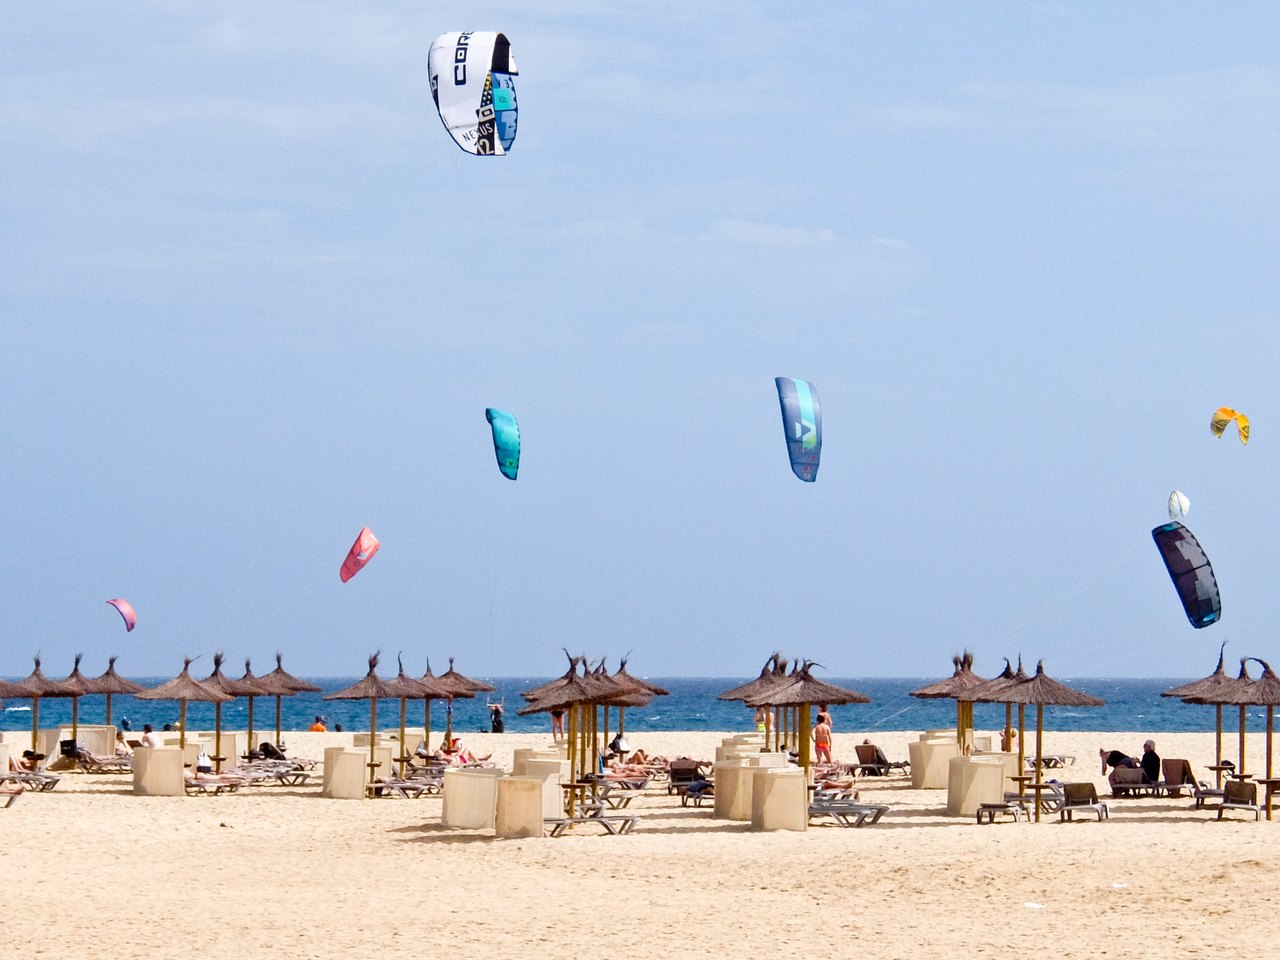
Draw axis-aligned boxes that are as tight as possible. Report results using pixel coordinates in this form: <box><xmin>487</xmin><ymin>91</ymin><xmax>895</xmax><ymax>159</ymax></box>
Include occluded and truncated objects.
<box><xmin>811</xmin><ymin>715</ymin><xmax>833</xmax><ymax>764</ymax></box>
<box><xmin>550</xmin><ymin>708</ymin><xmax>565</xmax><ymax>742</ymax></box>
<box><xmin>490</xmin><ymin>703</ymin><xmax>505</xmax><ymax>734</ymax></box>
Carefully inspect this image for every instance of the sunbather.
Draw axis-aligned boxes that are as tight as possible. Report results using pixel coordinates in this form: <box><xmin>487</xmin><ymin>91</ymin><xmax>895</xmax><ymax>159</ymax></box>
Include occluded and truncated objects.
<box><xmin>114</xmin><ymin>732</ymin><xmax>133</xmax><ymax>757</ymax></box>
<box><xmin>1100</xmin><ymin>748</ymin><xmax>1138</xmax><ymax>776</ymax></box>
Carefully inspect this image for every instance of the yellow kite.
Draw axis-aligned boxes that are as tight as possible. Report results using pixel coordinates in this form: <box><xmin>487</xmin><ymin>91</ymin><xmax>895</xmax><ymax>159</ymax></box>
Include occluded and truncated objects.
<box><xmin>1210</xmin><ymin>407</ymin><xmax>1250</xmax><ymax>445</ymax></box>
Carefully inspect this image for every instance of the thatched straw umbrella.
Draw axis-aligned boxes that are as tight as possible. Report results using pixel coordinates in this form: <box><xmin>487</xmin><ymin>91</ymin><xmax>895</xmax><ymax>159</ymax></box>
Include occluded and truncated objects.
<box><xmin>91</xmin><ymin>656</ymin><xmax>144</xmax><ymax>726</ymax></box>
<box><xmin>746</xmin><ymin>662</ymin><xmax>871</xmax><ymax>773</ymax></box>
<box><xmin>323</xmin><ymin>653</ymin><xmax>400</xmax><ymax>786</ymax></box>
<box><xmin>263</xmin><ymin>653</ymin><xmax>321</xmax><ymax>747</ymax></box>
<box><xmin>383</xmin><ymin>654</ymin><xmax>432</xmax><ymax>777</ymax></box>
<box><xmin>909</xmin><ymin>652</ymin><xmax>987</xmax><ymax>752</ymax></box>
<box><xmin>0</xmin><ymin>678</ymin><xmax>35</xmax><ymax>737</ymax></box>
<box><xmin>719</xmin><ymin>655</ymin><xmax>791</xmax><ymax>750</ymax></box>
<box><xmin>436</xmin><ymin>658</ymin><xmax>494</xmax><ymax>744</ymax></box>
<box><xmin>413</xmin><ymin>662</ymin><xmax>455</xmax><ymax>755</ymax></box>
<box><xmin>203</xmin><ymin>653</ymin><xmax>272</xmax><ymax>771</ymax></box>
<box><xmin>1217</xmin><ymin>658</ymin><xmax>1280</xmax><ymax>793</ymax></box>
<box><xmin>1162</xmin><ymin>643</ymin><xmax>1234</xmax><ymax>787</ymax></box>
<box><xmin>518</xmin><ymin>661</ymin><xmax>614</xmax><ymax>804</ymax></box>
<box><xmin>968</xmin><ymin>658</ymin><xmax>1020</xmax><ymax>760</ymax></box>
<box><xmin>18</xmin><ymin>656</ymin><xmax>78</xmax><ymax>751</ymax></box>
<box><xmin>134</xmin><ymin>658</ymin><xmax>232</xmax><ymax>750</ymax></box>
<box><xmin>1186</xmin><ymin>658</ymin><xmax>1252</xmax><ymax>778</ymax></box>
<box><xmin>609</xmin><ymin>656</ymin><xmax>668</xmax><ymax>739</ymax></box>
<box><xmin>59</xmin><ymin>653</ymin><xmax>104</xmax><ymax>743</ymax></box>
<box><xmin>235</xmin><ymin>658</ymin><xmax>287</xmax><ymax>752</ymax></box>
<box><xmin>1008</xmin><ymin>661</ymin><xmax>1104</xmax><ymax>822</ymax></box>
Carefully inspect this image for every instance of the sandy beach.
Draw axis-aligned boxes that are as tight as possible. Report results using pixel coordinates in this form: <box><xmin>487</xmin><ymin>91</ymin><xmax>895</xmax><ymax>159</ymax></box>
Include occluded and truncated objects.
<box><xmin>6</xmin><ymin>727</ymin><xmax>1280</xmax><ymax>959</ymax></box>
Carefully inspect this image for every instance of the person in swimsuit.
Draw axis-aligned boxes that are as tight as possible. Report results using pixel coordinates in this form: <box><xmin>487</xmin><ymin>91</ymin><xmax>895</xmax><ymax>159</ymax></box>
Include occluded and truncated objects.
<box><xmin>811</xmin><ymin>715</ymin><xmax>833</xmax><ymax>764</ymax></box>
<box><xmin>1099</xmin><ymin>747</ymin><xmax>1137</xmax><ymax>775</ymax></box>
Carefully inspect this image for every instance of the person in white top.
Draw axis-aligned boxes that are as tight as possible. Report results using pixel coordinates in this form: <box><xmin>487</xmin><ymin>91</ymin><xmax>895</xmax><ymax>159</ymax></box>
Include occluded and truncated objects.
<box><xmin>140</xmin><ymin>724</ymin><xmax>164</xmax><ymax>749</ymax></box>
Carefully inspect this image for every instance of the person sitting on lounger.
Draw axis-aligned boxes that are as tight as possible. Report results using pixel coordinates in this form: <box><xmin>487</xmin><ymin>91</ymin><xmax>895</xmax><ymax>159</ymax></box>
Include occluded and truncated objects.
<box><xmin>140</xmin><ymin>724</ymin><xmax>164</xmax><ymax>749</ymax></box>
<box><xmin>115</xmin><ymin>732</ymin><xmax>133</xmax><ymax>757</ymax></box>
<box><xmin>1139</xmin><ymin>740</ymin><xmax>1161</xmax><ymax>783</ymax></box>
<box><xmin>1099</xmin><ymin>748</ymin><xmax>1138</xmax><ymax>776</ymax></box>
<box><xmin>259</xmin><ymin>741</ymin><xmax>287</xmax><ymax>761</ymax></box>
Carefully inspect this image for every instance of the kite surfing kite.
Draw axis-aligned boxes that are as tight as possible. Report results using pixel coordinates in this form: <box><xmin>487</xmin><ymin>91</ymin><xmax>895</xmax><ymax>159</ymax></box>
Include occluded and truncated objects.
<box><xmin>105</xmin><ymin>598</ymin><xmax>137</xmax><ymax>632</ymax></box>
<box><xmin>1168</xmin><ymin>490</ymin><xmax>1190</xmax><ymax>520</ymax></box>
<box><xmin>1210</xmin><ymin>407</ymin><xmax>1249</xmax><ymax>444</ymax></box>
<box><xmin>775</xmin><ymin>377</ymin><xmax>822</xmax><ymax>482</ymax></box>
<box><xmin>1151</xmin><ymin>521</ymin><xmax>1221</xmax><ymax>628</ymax></box>
<box><xmin>485</xmin><ymin>408</ymin><xmax>520</xmax><ymax>480</ymax></box>
<box><xmin>340</xmin><ymin>527</ymin><xmax>380</xmax><ymax>583</ymax></box>
<box><xmin>428</xmin><ymin>32</ymin><xmax>518</xmax><ymax>156</ymax></box>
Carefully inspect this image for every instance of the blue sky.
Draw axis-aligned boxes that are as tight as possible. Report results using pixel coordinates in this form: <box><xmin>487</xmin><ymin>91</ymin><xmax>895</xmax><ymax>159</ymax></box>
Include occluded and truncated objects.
<box><xmin>2</xmin><ymin>2</ymin><xmax>1277</xmax><ymax>679</ymax></box>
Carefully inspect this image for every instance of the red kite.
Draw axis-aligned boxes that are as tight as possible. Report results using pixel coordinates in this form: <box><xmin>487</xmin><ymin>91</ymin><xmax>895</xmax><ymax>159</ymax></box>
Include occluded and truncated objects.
<box><xmin>341</xmin><ymin>527</ymin><xmax>380</xmax><ymax>583</ymax></box>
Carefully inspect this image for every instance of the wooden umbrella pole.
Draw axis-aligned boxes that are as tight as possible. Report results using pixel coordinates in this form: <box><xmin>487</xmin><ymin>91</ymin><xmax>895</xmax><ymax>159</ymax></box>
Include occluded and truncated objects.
<box><xmin>105</xmin><ymin>692</ymin><xmax>113</xmax><ymax>726</ymax></box>
<box><xmin>247</xmin><ymin>696</ymin><xmax>256</xmax><ymax>752</ymax></box>
<box><xmin>1239</xmin><ymin>705</ymin><xmax>1247</xmax><ymax>775</ymax></box>
<box><xmin>799</xmin><ymin>702</ymin><xmax>812</xmax><ymax>774</ymax></box>
<box><xmin>179</xmin><ymin>701</ymin><xmax>188</xmax><ymax>751</ymax></box>
<box><xmin>1214</xmin><ymin>705</ymin><xmax>1223</xmax><ymax>787</ymax></box>
<box><xmin>368</xmin><ymin>698</ymin><xmax>378</xmax><ymax>785</ymax></box>
<box><xmin>399</xmin><ymin>697</ymin><xmax>408</xmax><ymax>778</ymax></box>
<box><xmin>602</xmin><ymin>705</ymin><xmax>610</xmax><ymax>755</ymax></box>
<box><xmin>1259</xmin><ymin>706</ymin><xmax>1269</xmax><ymax>788</ymax></box>
<box><xmin>275</xmin><ymin>695</ymin><xmax>283</xmax><ymax>747</ymax></box>
<box><xmin>1034</xmin><ymin>705</ymin><xmax>1044</xmax><ymax>824</ymax></box>
<box><xmin>31</xmin><ymin>697</ymin><xmax>39</xmax><ymax>752</ymax></box>
<box><xmin>72</xmin><ymin>697</ymin><xmax>80</xmax><ymax>743</ymax></box>
<box><xmin>1004</xmin><ymin>703</ymin><xmax>1012</xmax><ymax>753</ymax></box>
<box><xmin>619</xmin><ymin>707</ymin><xmax>626</xmax><ymax>737</ymax></box>
<box><xmin>1016</xmin><ymin>703</ymin><xmax>1026</xmax><ymax>792</ymax></box>
<box><xmin>215</xmin><ymin>702</ymin><xmax>223</xmax><ymax>773</ymax></box>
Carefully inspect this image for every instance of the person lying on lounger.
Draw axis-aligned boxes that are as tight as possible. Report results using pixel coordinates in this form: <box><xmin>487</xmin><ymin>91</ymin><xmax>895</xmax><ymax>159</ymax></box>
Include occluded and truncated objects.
<box><xmin>1100</xmin><ymin>748</ymin><xmax>1139</xmax><ymax>776</ymax></box>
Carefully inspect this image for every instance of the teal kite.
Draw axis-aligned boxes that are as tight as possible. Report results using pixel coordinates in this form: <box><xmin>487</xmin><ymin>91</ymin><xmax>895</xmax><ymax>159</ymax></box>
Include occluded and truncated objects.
<box><xmin>485</xmin><ymin>408</ymin><xmax>520</xmax><ymax>480</ymax></box>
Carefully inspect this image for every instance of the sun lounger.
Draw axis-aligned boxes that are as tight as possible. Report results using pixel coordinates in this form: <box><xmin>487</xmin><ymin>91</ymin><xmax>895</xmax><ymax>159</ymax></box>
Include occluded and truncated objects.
<box><xmin>977</xmin><ymin>801</ymin><xmax>1025</xmax><ymax>823</ymax></box>
<box><xmin>808</xmin><ymin>799</ymin><xmax>890</xmax><ymax>827</ymax></box>
<box><xmin>4</xmin><ymin>770</ymin><xmax>60</xmax><ymax>792</ymax></box>
<box><xmin>545</xmin><ymin>813</ymin><xmax>638</xmax><ymax>836</ymax></box>
<box><xmin>677</xmin><ymin>779</ymin><xmax>714</xmax><ymax>807</ymax></box>
<box><xmin>1059</xmin><ymin>782</ymin><xmax>1109</xmax><ymax>822</ymax></box>
<box><xmin>849</xmin><ymin>743</ymin><xmax>909</xmax><ymax>777</ymax></box>
<box><xmin>184</xmin><ymin>773</ymin><xmax>246</xmax><ymax>795</ymax></box>
<box><xmin>667</xmin><ymin>758</ymin><xmax>710</xmax><ymax>795</ymax></box>
<box><xmin>1217</xmin><ymin>779</ymin><xmax>1261</xmax><ymax>821</ymax></box>
<box><xmin>76</xmin><ymin>750</ymin><xmax>133</xmax><ymax>774</ymax></box>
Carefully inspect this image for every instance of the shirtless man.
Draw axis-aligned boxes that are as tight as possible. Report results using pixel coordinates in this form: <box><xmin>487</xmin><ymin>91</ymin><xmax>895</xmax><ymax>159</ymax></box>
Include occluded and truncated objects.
<box><xmin>140</xmin><ymin>724</ymin><xmax>164</xmax><ymax>749</ymax></box>
<box><xmin>811</xmin><ymin>716</ymin><xmax>834</xmax><ymax>764</ymax></box>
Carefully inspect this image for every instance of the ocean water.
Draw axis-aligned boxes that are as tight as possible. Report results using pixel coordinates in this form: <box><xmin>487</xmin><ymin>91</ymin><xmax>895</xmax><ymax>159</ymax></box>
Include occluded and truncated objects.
<box><xmin>0</xmin><ymin>676</ymin><xmax>1256</xmax><ymax>738</ymax></box>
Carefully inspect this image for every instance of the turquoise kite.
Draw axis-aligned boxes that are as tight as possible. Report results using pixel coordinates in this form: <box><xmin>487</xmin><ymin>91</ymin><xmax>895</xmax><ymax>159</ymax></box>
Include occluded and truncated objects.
<box><xmin>775</xmin><ymin>377</ymin><xmax>821</xmax><ymax>482</ymax></box>
<box><xmin>485</xmin><ymin>408</ymin><xmax>520</xmax><ymax>480</ymax></box>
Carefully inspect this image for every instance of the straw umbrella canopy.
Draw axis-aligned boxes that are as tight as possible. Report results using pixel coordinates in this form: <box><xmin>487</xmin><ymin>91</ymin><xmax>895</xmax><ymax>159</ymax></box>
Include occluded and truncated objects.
<box><xmin>1185</xmin><ymin>658</ymin><xmax>1252</xmax><ymax>777</ymax></box>
<box><xmin>91</xmin><ymin>656</ymin><xmax>144</xmax><ymax>726</ymax></box>
<box><xmin>967</xmin><ymin>658</ymin><xmax>1021</xmax><ymax>760</ymax></box>
<box><xmin>262</xmin><ymin>652</ymin><xmax>321</xmax><ymax>748</ymax></box>
<box><xmin>518</xmin><ymin>661</ymin><xmax>614</xmax><ymax>791</ymax></box>
<box><xmin>59</xmin><ymin>653</ymin><xmax>104</xmax><ymax>743</ymax></box>
<box><xmin>718</xmin><ymin>654</ymin><xmax>789</xmax><ymax>749</ymax></box>
<box><xmin>133</xmin><ymin>658</ymin><xmax>232</xmax><ymax>750</ymax></box>
<box><xmin>236</xmin><ymin>658</ymin><xmax>288</xmax><ymax>751</ymax></box>
<box><xmin>746</xmin><ymin>662</ymin><xmax>871</xmax><ymax>773</ymax></box>
<box><xmin>435</xmin><ymin>657</ymin><xmax>490</xmax><ymax>743</ymax></box>
<box><xmin>383</xmin><ymin>654</ymin><xmax>433</xmax><ymax>776</ymax></box>
<box><xmin>0</xmin><ymin>677</ymin><xmax>35</xmax><ymax>741</ymax></box>
<box><xmin>414</xmin><ymin>661</ymin><xmax>455</xmax><ymax>753</ymax></box>
<box><xmin>1161</xmin><ymin>643</ymin><xmax>1234</xmax><ymax>786</ymax></box>
<box><xmin>1215</xmin><ymin>658</ymin><xmax>1280</xmax><ymax>784</ymax></box>
<box><xmin>18</xmin><ymin>656</ymin><xmax>79</xmax><ymax>751</ymax></box>
<box><xmin>608</xmin><ymin>656</ymin><xmax>668</xmax><ymax>738</ymax></box>
<box><xmin>1006</xmin><ymin>661</ymin><xmax>1104</xmax><ymax>822</ymax></box>
<box><xmin>203</xmin><ymin>652</ymin><xmax>272</xmax><ymax>771</ymax></box>
<box><xmin>909</xmin><ymin>651</ymin><xmax>987</xmax><ymax>751</ymax></box>
<box><xmin>323</xmin><ymin>653</ymin><xmax>400</xmax><ymax>785</ymax></box>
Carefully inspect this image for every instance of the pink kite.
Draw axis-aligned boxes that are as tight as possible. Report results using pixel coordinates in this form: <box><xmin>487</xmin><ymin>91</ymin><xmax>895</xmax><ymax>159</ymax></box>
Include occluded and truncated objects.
<box><xmin>340</xmin><ymin>527</ymin><xmax>380</xmax><ymax>583</ymax></box>
<box><xmin>106</xmin><ymin>598</ymin><xmax>137</xmax><ymax>632</ymax></box>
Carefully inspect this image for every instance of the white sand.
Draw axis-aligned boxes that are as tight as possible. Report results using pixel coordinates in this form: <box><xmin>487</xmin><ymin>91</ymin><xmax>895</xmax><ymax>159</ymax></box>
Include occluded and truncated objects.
<box><xmin>5</xmin><ymin>727</ymin><xmax>1279</xmax><ymax>959</ymax></box>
